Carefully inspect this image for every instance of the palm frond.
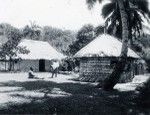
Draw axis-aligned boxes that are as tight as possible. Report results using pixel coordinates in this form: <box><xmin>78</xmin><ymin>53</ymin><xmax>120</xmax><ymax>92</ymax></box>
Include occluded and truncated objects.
<box><xmin>130</xmin><ymin>0</ymin><xmax>150</xmax><ymax>16</ymax></box>
<box><xmin>136</xmin><ymin>9</ymin><xmax>150</xmax><ymax>23</ymax></box>
<box><xmin>100</xmin><ymin>0</ymin><xmax>149</xmax><ymax>40</ymax></box>
<box><xmin>128</xmin><ymin>10</ymin><xmax>143</xmax><ymax>39</ymax></box>
<box><xmin>86</xmin><ymin>0</ymin><xmax>104</xmax><ymax>9</ymax></box>
<box><xmin>105</xmin><ymin>10</ymin><xmax>120</xmax><ymax>32</ymax></box>
<box><xmin>134</xmin><ymin>0</ymin><xmax>149</xmax><ymax>11</ymax></box>
<box><xmin>86</xmin><ymin>0</ymin><xmax>97</xmax><ymax>9</ymax></box>
<box><xmin>102</xmin><ymin>2</ymin><xmax>115</xmax><ymax>18</ymax></box>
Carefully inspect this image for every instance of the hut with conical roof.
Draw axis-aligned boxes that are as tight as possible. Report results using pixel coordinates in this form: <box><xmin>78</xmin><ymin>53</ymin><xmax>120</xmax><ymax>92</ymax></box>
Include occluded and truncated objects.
<box><xmin>74</xmin><ymin>34</ymin><xmax>143</xmax><ymax>83</ymax></box>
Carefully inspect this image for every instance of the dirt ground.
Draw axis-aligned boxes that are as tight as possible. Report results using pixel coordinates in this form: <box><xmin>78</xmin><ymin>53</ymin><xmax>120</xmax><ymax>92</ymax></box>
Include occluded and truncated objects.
<box><xmin>0</xmin><ymin>72</ymin><xmax>149</xmax><ymax>114</ymax></box>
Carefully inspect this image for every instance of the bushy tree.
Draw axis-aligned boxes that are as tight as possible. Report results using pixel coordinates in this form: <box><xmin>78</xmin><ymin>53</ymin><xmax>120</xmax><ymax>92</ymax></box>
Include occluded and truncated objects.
<box><xmin>68</xmin><ymin>24</ymin><xmax>95</xmax><ymax>55</ymax></box>
<box><xmin>94</xmin><ymin>25</ymin><xmax>105</xmax><ymax>37</ymax></box>
<box><xmin>0</xmin><ymin>27</ymin><xmax>29</xmax><ymax>71</ymax></box>
<box><xmin>42</xmin><ymin>26</ymin><xmax>76</xmax><ymax>53</ymax></box>
<box><xmin>22</xmin><ymin>22</ymin><xmax>41</xmax><ymax>40</ymax></box>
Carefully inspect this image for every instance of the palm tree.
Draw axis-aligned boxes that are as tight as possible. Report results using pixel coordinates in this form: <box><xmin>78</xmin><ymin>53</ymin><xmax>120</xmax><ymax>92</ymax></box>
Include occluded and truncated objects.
<box><xmin>102</xmin><ymin>0</ymin><xmax>150</xmax><ymax>46</ymax></box>
<box><xmin>101</xmin><ymin>0</ymin><xmax>150</xmax><ymax>90</ymax></box>
<box><xmin>86</xmin><ymin>0</ymin><xmax>149</xmax><ymax>90</ymax></box>
<box><xmin>103</xmin><ymin>0</ymin><xmax>129</xmax><ymax>90</ymax></box>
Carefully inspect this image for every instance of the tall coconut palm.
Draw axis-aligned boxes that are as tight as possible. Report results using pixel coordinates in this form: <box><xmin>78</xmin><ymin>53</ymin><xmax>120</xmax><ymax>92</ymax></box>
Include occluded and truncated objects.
<box><xmin>86</xmin><ymin>0</ymin><xmax>129</xmax><ymax>90</ymax></box>
<box><xmin>86</xmin><ymin>0</ymin><xmax>148</xmax><ymax>90</ymax></box>
<box><xmin>103</xmin><ymin>0</ymin><xmax>129</xmax><ymax>90</ymax></box>
<box><xmin>101</xmin><ymin>0</ymin><xmax>149</xmax><ymax>90</ymax></box>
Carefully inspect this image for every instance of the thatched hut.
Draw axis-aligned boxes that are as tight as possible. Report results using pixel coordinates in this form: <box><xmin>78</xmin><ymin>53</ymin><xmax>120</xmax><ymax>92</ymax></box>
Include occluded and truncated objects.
<box><xmin>0</xmin><ymin>39</ymin><xmax>66</xmax><ymax>72</ymax></box>
<box><xmin>74</xmin><ymin>34</ymin><xmax>143</xmax><ymax>83</ymax></box>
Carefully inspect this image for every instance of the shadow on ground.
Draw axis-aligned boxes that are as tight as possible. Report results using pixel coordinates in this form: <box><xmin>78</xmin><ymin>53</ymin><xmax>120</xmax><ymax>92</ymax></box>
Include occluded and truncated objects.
<box><xmin>0</xmin><ymin>80</ymin><xmax>150</xmax><ymax>115</ymax></box>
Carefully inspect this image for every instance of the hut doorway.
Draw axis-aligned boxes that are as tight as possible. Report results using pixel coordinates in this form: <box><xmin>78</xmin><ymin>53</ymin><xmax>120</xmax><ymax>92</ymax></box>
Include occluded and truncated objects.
<box><xmin>39</xmin><ymin>59</ymin><xmax>45</xmax><ymax>72</ymax></box>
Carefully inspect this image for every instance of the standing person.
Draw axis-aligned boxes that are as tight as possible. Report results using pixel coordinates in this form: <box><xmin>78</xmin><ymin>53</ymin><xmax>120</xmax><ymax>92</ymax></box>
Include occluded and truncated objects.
<box><xmin>51</xmin><ymin>60</ymin><xmax>60</xmax><ymax>78</ymax></box>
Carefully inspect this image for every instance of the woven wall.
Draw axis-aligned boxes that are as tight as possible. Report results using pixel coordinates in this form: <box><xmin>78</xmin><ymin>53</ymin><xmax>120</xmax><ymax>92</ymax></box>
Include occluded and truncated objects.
<box><xmin>79</xmin><ymin>57</ymin><xmax>135</xmax><ymax>83</ymax></box>
<box><xmin>0</xmin><ymin>60</ymin><xmax>53</xmax><ymax>72</ymax></box>
<box><xmin>14</xmin><ymin>60</ymin><xmax>52</xmax><ymax>72</ymax></box>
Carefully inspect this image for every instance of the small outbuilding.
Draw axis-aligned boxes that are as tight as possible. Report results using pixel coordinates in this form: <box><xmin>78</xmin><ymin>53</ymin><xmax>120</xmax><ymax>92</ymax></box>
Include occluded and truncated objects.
<box><xmin>74</xmin><ymin>34</ymin><xmax>143</xmax><ymax>83</ymax></box>
<box><xmin>11</xmin><ymin>39</ymin><xmax>66</xmax><ymax>72</ymax></box>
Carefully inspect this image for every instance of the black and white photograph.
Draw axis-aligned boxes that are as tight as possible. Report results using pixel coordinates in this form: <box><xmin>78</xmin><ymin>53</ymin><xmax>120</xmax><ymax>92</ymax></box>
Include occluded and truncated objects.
<box><xmin>0</xmin><ymin>0</ymin><xmax>150</xmax><ymax>114</ymax></box>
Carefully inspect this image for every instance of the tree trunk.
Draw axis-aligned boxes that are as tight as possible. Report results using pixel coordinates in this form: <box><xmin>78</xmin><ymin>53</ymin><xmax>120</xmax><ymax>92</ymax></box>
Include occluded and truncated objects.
<box><xmin>99</xmin><ymin>0</ymin><xmax>129</xmax><ymax>90</ymax></box>
<box><xmin>8</xmin><ymin>57</ymin><xmax>12</xmax><ymax>71</ymax></box>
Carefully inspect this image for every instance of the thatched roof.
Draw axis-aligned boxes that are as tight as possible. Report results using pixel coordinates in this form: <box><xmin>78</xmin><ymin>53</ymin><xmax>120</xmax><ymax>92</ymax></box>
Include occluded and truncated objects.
<box><xmin>74</xmin><ymin>34</ymin><xmax>139</xmax><ymax>58</ymax></box>
<box><xmin>17</xmin><ymin>39</ymin><xmax>66</xmax><ymax>60</ymax></box>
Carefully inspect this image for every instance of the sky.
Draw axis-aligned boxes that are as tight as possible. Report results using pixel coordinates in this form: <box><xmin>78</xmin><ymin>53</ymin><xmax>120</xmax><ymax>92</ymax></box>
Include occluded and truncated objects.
<box><xmin>0</xmin><ymin>0</ymin><xmax>104</xmax><ymax>30</ymax></box>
